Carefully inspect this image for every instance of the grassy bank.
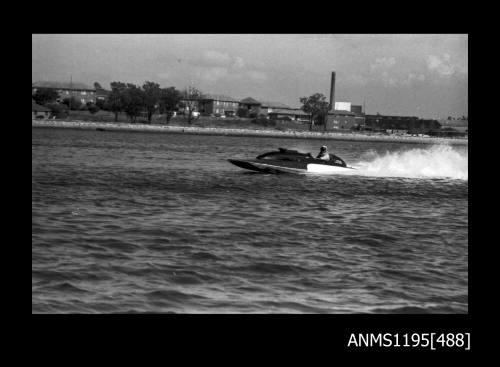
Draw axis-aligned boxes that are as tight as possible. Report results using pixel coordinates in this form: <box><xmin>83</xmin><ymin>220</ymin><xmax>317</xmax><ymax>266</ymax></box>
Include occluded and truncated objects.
<box><xmin>33</xmin><ymin>118</ymin><xmax>468</xmax><ymax>146</ymax></box>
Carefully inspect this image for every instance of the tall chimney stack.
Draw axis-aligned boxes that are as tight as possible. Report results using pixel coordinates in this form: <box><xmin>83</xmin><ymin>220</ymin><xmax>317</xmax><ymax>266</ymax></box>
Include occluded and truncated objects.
<box><xmin>329</xmin><ymin>71</ymin><xmax>336</xmax><ymax>111</ymax></box>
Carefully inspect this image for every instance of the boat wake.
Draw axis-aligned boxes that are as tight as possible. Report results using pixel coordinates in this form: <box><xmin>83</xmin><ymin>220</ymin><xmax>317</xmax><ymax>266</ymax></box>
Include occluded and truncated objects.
<box><xmin>344</xmin><ymin>145</ymin><xmax>468</xmax><ymax>180</ymax></box>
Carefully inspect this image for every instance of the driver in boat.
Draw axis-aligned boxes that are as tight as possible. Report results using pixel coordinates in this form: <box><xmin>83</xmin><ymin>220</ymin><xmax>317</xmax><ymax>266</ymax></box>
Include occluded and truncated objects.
<box><xmin>316</xmin><ymin>145</ymin><xmax>330</xmax><ymax>161</ymax></box>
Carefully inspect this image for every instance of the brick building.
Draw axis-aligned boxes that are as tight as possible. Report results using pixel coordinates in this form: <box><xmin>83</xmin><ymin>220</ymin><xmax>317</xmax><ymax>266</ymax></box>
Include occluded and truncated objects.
<box><xmin>325</xmin><ymin>110</ymin><xmax>362</xmax><ymax>130</ymax></box>
<box><xmin>351</xmin><ymin>105</ymin><xmax>363</xmax><ymax>114</ymax></box>
<box><xmin>32</xmin><ymin>81</ymin><xmax>96</xmax><ymax>105</ymax></box>
<box><xmin>198</xmin><ymin>94</ymin><xmax>239</xmax><ymax>117</ymax></box>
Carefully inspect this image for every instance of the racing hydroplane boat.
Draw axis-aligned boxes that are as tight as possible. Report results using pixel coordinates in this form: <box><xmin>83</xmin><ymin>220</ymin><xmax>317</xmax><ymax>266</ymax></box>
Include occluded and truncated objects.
<box><xmin>228</xmin><ymin>148</ymin><xmax>356</xmax><ymax>174</ymax></box>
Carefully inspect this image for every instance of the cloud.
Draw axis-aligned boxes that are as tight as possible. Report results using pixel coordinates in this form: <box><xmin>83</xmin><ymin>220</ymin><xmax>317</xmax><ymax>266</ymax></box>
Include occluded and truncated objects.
<box><xmin>184</xmin><ymin>50</ymin><xmax>255</xmax><ymax>84</ymax></box>
<box><xmin>246</xmin><ymin>70</ymin><xmax>267</xmax><ymax>82</ymax></box>
<box><xmin>32</xmin><ymin>34</ymin><xmax>467</xmax><ymax>117</ymax></box>
<box><xmin>196</xmin><ymin>66</ymin><xmax>229</xmax><ymax>83</ymax></box>
<box><xmin>184</xmin><ymin>50</ymin><xmax>266</xmax><ymax>84</ymax></box>
<box><xmin>343</xmin><ymin>74</ymin><xmax>369</xmax><ymax>86</ymax></box>
<box><xmin>232</xmin><ymin>56</ymin><xmax>245</xmax><ymax>69</ymax></box>
<box><xmin>426</xmin><ymin>54</ymin><xmax>467</xmax><ymax>77</ymax></box>
<box><xmin>157</xmin><ymin>71</ymin><xmax>171</xmax><ymax>79</ymax></box>
<box><xmin>370</xmin><ymin>57</ymin><xmax>397</xmax><ymax>71</ymax></box>
<box><xmin>202</xmin><ymin>50</ymin><xmax>232</xmax><ymax>67</ymax></box>
<box><xmin>400</xmin><ymin>72</ymin><xmax>426</xmax><ymax>85</ymax></box>
<box><xmin>367</xmin><ymin>57</ymin><xmax>401</xmax><ymax>86</ymax></box>
<box><xmin>189</xmin><ymin>64</ymin><xmax>267</xmax><ymax>86</ymax></box>
<box><xmin>201</xmin><ymin>50</ymin><xmax>245</xmax><ymax>70</ymax></box>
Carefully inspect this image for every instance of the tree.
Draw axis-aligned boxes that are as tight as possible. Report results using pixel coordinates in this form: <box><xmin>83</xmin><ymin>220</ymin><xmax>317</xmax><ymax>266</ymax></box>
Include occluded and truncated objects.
<box><xmin>33</xmin><ymin>88</ymin><xmax>59</xmax><ymax>105</ymax></box>
<box><xmin>159</xmin><ymin>86</ymin><xmax>182</xmax><ymax>124</ymax></box>
<box><xmin>87</xmin><ymin>102</ymin><xmax>100</xmax><ymax>114</ymax></box>
<box><xmin>181</xmin><ymin>86</ymin><xmax>203</xmax><ymax>123</ymax></box>
<box><xmin>142</xmin><ymin>81</ymin><xmax>161</xmax><ymax>123</ymax></box>
<box><xmin>62</xmin><ymin>96</ymin><xmax>82</xmax><ymax>110</ymax></box>
<box><xmin>96</xmin><ymin>98</ymin><xmax>106</xmax><ymax>110</ymax></box>
<box><xmin>45</xmin><ymin>102</ymin><xmax>68</xmax><ymax>119</ymax></box>
<box><xmin>122</xmin><ymin>83</ymin><xmax>144</xmax><ymax>123</ymax></box>
<box><xmin>316</xmin><ymin>109</ymin><xmax>329</xmax><ymax>131</ymax></box>
<box><xmin>299</xmin><ymin>93</ymin><xmax>330</xmax><ymax>131</ymax></box>
<box><xmin>236</xmin><ymin>107</ymin><xmax>248</xmax><ymax>118</ymax></box>
<box><xmin>94</xmin><ymin>82</ymin><xmax>103</xmax><ymax>90</ymax></box>
<box><xmin>107</xmin><ymin>82</ymin><xmax>127</xmax><ymax>122</ymax></box>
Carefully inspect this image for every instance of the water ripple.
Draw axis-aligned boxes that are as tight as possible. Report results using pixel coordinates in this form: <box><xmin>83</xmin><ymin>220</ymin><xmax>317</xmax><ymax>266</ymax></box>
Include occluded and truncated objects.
<box><xmin>32</xmin><ymin>128</ymin><xmax>468</xmax><ymax>313</ymax></box>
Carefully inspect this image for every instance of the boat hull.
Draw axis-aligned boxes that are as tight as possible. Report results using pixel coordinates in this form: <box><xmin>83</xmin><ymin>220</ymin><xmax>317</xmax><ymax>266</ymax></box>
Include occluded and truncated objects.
<box><xmin>228</xmin><ymin>159</ymin><xmax>355</xmax><ymax>174</ymax></box>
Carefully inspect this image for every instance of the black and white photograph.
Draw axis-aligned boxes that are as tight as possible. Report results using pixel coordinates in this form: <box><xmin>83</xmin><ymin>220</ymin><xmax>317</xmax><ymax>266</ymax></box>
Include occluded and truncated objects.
<box><xmin>32</xmin><ymin>34</ymin><xmax>468</xmax><ymax>317</ymax></box>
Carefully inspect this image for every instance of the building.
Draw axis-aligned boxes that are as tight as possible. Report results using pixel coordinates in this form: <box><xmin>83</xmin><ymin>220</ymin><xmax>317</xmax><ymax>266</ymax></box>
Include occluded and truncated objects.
<box><xmin>438</xmin><ymin>118</ymin><xmax>468</xmax><ymax>134</ymax></box>
<box><xmin>385</xmin><ymin>129</ymin><xmax>409</xmax><ymax>135</ymax></box>
<box><xmin>32</xmin><ymin>101</ymin><xmax>51</xmax><ymax>119</ymax></box>
<box><xmin>198</xmin><ymin>94</ymin><xmax>239</xmax><ymax>117</ymax></box>
<box><xmin>365</xmin><ymin>114</ymin><xmax>418</xmax><ymax>130</ymax></box>
<box><xmin>268</xmin><ymin>108</ymin><xmax>311</xmax><ymax>121</ymax></box>
<box><xmin>351</xmin><ymin>105</ymin><xmax>363</xmax><ymax>115</ymax></box>
<box><xmin>95</xmin><ymin>86</ymin><xmax>110</xmax><ymax>102</ymax></box>
<box><xmin>32</xmin><ymin>81</ymin><xmax>96</xmax><ymax>105</ymax></box>
<box><xmin>260</xmin><ymin>101</ymin><xmax>293</xmax><ymax>116</ymax></box>
<box><xmin>179</xmin><ymin>98</ymin><xmax>200</xmax><ymax>114</ymax></box>
<box><xmin>334</xmin><ymin>101</ymin><xmax>351</xmax><ymax>111</ymax></box>
<box><xmin>325</xmin><ymin>110</ymin><xmax>361</xmax><ymax>130</ymax></box>
<box><xmin>365</xmin><ymin>114</ymin><xmax>442</xmax><ymax>133</ymax></box>
<box><xmin>239</xmin><ymin>97</ymin><xmax>262</xmax><ymax>115</ymax></box>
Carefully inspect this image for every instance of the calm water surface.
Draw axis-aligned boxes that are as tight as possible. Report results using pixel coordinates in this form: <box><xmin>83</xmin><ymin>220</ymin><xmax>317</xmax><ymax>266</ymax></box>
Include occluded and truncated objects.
<box><xmin>32</xmin><ymin>127</ymin><xmax>468</xmax><ymax>313</ymax></box>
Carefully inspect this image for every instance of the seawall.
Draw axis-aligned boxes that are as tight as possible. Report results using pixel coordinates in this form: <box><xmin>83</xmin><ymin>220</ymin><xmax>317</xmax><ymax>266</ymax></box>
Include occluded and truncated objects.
<box><xmin>32</xmin><ymin>120</ymin><xmax>468</xmax><ymax>146</ymax></box>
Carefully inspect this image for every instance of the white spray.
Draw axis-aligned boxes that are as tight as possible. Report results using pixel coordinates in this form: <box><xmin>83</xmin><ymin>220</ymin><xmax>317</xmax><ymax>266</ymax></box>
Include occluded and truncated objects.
<box><xmin>351</xmin><ymin>145</ymin><xmax>468</xmax><ymax>180</ymax></box>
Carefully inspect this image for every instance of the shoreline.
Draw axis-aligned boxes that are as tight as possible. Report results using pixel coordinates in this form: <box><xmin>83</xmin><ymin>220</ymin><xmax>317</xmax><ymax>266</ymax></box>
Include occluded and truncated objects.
<box><xmin>32</xmin><ymin>119</ymin><xmax>468</xmax><ymax>146</ymax></box>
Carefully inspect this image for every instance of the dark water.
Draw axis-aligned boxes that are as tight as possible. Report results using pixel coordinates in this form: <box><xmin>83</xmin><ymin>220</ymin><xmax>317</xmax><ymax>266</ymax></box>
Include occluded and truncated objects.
<box><xmin>32</xmin><ymin>127</ymin><xmax>468</xmax><ymax>313</ymax></box>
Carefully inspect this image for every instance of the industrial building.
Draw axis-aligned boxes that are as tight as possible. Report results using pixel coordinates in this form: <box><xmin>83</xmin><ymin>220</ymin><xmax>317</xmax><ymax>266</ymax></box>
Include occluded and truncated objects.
<box><xmin>351</xmin><ymin>105</ymin><xmax>363</xmax><ymax>114</ymax></box>
<box><xmin>364</xmin><ymin>114</ymin><xmax>441</xmax><ymax>134</ymax></box>
<box><xmin>235</xmin><ymin>72</ymin><xmax>366</xmax><ymax>128</ymax></box>
<box><xmin>334</xmin><ymin>101</ymin><xmax>351</xmax><ymax>112</ymax></box>
<box><xmin>324</xmin><ymin>71</ymin><xmax>366</xmax><ymax>130</ymax></box>
<box><xmin>325</xmin><ymin>110</ymin><xmax>363</xmax><ymax>130</ymax></box>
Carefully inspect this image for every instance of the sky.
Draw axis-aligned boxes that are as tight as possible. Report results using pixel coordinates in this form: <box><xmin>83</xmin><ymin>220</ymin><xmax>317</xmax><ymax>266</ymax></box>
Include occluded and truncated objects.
<box><xmin>32</xmin><ymin>34</ymin><xmax>468</xmax><ymax>118</ymax></box>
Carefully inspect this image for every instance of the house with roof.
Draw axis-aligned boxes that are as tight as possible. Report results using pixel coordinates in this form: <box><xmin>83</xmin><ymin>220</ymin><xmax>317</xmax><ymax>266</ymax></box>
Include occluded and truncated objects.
<box><xmin>259</xmin><ymin>101</ymin><xmax>295</xmax><ymax>115</ymax></box>
<box><xmin>32</xmin><ymin>101</ymin><xmax>52</xmax><ymax>119</ymax></box>
<box><xmin>239</xmin><ymin>97</ymin><xmax>262</xmax><ymax>115</ymax></box>
<box><xmin>268</xmin><ymin>108</ymin><xmax>311</xmax><ymax>122</ymax></box>
<box><xmin>240</xmin><ymin>98</ymin><xmax>304</xmax><ymax>118</ymax></box>
<box><xmin>198</xmin><ymin>94</ymin><xmax>240</xmax><ymax>117</ymax></box>
<box><xmin>32</xmin><ymin>81</ymin><xmax>96</xmax><ymax>105</ymax></box>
